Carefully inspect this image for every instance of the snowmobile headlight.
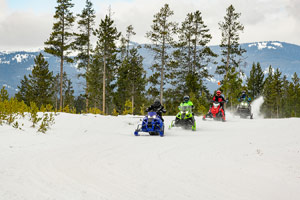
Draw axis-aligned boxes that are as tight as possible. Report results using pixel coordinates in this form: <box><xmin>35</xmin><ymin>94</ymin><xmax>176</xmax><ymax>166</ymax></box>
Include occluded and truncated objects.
<box><xmin>148</xmin><ymin>115</ymin><xmax>157</xmax><ymax>119</ymax></box>
<box><xmin>241</xmin><ymin>102</ymin><xmax>248</xmax><ymax>106</ymax></box>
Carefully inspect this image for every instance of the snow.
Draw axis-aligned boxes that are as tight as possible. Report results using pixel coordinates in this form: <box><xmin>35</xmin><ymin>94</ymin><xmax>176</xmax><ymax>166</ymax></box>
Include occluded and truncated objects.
<box><xmin>0</xmin><ymin>58</ymin><xmax>10</xmax><ymax>64</ymax></box>
<box><xmin>257</xmin><ymin>42</ymin><xmax>268</xmax><ymax>50</ymax></box>
<box><xmin>248</xmin><ymin>42</ymin><xmax>283</xmax><ymax>50</ymax></box>
<box><xmin>2</xmin><ymin>84</ymin><xmax>11</xmax><ymax>89</ymax></box>
<box><xmin>271</xmin><ymin>42</ymin><xmax>283</xmax><ymax>48</ymax></box>
<box><xmin>251</xmin><ymin>96</ymin><xmax>264</xmax><ymax>118</ymax></box>
<box><xmin>1</xmin><ymin>108</ymin><xmax>300</xmax><ymax>200</ymax></box>
<box><xmin>26</xmin><ymin>65</ymin><xmax>34</xmax><ymax>71</ymax></box>
<box><xmin>12</xmin><ymin>54</ymin><xmax>29</xmax><ymax>63</ymax></box>
<box><xmin>248</xmin><ymin>43</ymin><xmax>257</xmax><ymax>47</ymax></box>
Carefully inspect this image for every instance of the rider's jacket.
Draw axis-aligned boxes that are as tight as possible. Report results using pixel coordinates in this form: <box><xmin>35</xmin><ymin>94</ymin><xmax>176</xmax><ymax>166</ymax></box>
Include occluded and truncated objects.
<box><xmin>213</xmin><ymin>95</ymin><xmax>225</xmax><ymax>102</ymax></box>
<box><xmin>180</xmin><ymin>100</ymin><xmax>194</xmax><ymax>107</ymax></box>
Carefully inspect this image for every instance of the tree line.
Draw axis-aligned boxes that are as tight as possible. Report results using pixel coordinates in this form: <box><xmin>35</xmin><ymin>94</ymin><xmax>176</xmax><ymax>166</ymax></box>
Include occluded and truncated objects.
<box><xmin>10</xmin><ymin>0</ymin><xmax>300</xmax><ymax>118</ymax></box>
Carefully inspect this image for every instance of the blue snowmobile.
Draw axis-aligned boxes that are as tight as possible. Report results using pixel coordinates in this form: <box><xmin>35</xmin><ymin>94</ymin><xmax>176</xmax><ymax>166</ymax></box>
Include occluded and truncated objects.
<box><xmin>134</xmin><ymin>112</ymin><xmax>164</xmax><ymax>137</ymax></box>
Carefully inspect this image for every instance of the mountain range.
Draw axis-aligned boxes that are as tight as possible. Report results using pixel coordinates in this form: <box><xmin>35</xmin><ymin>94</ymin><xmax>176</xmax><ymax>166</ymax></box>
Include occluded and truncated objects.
<box><xmin>1</xmin><ymin>41</ymin><xmax>299</xmax><ymax>96</ymax></box>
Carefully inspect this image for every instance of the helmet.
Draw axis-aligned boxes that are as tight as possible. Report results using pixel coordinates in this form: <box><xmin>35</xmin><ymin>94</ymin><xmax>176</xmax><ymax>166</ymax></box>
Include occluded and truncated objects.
<box><xmin>242</xmin><ymin>90</ymin><xmax>246</xmax><ymax>95</ymax></box>
<box><xmin>154</xmin><ymin>98</ymin><xmax>161</xmax><ymax>105</ymax></box>
<box><xmin>183</xmin><ymin>95</ymin><xmax>190</xmax><ymax>103</ymax></box>
<box><xmin>216</xmin><ymin>90</ymin><xmax>221</xmax><ymax>96</ymax></box>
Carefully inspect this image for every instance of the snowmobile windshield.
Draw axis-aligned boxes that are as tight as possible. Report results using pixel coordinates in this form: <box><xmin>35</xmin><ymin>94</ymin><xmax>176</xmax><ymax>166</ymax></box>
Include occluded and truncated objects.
<box><xmin>147</xmin><ymin>112</ymin><xmax>157</xmax><ymax>119</ymax></box>
<box><xmin>213</xmin><ymin>102</ymin><xmax>220</xmax><ymax>108</ymax></box>
<box><xmin>178</xmin><ymin>105</ymin><xmax>192</xmax><ymax>112</ymax></box>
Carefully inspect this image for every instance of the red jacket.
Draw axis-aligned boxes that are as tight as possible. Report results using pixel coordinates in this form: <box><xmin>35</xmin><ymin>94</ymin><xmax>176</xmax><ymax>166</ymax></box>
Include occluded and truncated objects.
<box><xmin>213</xmin><ymin>95</ymin><xmax>225</xmax><ymax>102</ymax></box>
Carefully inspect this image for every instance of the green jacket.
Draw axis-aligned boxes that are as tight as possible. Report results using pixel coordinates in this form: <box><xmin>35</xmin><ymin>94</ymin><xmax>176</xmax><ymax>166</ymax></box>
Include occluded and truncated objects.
<box><xmin>180</xmin><ymin>100</ymin><xmax>194</xmax><ymax>107</ymax></box>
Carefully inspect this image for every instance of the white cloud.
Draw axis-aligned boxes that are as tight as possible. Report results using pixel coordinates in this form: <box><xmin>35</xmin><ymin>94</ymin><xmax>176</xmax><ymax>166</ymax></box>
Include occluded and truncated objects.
<box><xmin>0</xmin><ymin>0</ymin><xmax>299</xmax><ymax>51</ymax></box>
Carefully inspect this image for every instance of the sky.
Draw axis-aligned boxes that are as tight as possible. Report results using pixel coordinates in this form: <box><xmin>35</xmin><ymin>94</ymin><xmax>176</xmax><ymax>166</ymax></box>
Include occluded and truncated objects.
<box><xmin>0</xmin><ymin>0</ymin><xmax>299</xmax><ymax>51</ymax></box>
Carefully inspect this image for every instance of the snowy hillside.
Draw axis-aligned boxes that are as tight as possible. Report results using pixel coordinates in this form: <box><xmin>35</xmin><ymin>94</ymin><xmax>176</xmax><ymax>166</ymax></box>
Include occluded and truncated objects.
<box><xmin>0</xmin><ymin>51</ymin><xmax>84</xmax><ymax>96</ymax></box>
<box><xmin>1</xmin><ymin>99</ymin><xmax>300</xmax><ymax>200</ymax></box>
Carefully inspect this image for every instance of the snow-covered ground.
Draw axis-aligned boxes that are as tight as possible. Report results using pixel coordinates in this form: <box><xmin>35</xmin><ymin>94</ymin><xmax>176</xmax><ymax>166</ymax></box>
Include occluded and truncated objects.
<box><xmin>1</xmin><ymin>100</ymin><xmax>300</xmax><ymax>200</ymax></box>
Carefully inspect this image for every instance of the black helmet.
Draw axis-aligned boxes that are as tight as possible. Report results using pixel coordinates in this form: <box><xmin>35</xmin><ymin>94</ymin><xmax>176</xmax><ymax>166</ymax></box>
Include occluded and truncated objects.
<box><xmin>183</xmin><ymin>95</ymin><xmax>189</xmax><ymax>103</ymax></box>
<box><xmin>154</xmin><ymin>98</ymin><xmax>161</xmax><ymax>105</ymax></box>
<box><xmin>242</xmin><ymin>90</ymin><xmax>246</xmax><ymax>94</ymax></box>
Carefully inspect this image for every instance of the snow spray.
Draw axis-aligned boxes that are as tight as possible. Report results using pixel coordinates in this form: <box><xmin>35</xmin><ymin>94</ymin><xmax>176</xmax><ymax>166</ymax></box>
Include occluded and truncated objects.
<box><xmin>251</xmin><ymin>96</ymin><xmax>264</xmax><ymax>118</ymax></box>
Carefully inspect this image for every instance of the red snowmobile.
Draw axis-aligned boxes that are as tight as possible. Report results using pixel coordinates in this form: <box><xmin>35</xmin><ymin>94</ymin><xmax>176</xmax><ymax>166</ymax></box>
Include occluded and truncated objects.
<box><xmin>202</xmin><ymin>100</ymin><xmax>226</xmax><ymax>122</ymax></box>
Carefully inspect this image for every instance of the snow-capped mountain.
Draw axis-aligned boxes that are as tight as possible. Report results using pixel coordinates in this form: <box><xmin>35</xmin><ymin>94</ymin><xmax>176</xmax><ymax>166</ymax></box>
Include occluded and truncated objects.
<box><xmin>204</xmin><ymin>41</ymin><xmax>300</xmax><ymax>90</ymax></box>
<box><xmin>0</xmin><ymin>51</ymin><xmax>84</xmax><ymax>96</ymax></box>
<box><xmin>1</xmin><ymin>41</ymin><xmax>300</xmax><ymax>96</ymax></box>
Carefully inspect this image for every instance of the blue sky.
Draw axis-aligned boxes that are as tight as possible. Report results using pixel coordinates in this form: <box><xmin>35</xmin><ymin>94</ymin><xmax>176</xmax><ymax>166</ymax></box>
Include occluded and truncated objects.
<box><xmin>6</xmin><ymin>0</ymin><xmax>133</xmax><ymax>13</ymax></box>
<box><xmin>7</xmin><ymin>0</ymin><xmax>84</xmax><ymax>13</ymax></box>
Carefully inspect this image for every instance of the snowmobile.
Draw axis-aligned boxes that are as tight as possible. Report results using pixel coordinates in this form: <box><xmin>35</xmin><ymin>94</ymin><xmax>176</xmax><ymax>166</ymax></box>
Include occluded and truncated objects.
<box><xmin>237</xmin><ymin>99</ymin><xmax>253</xmax><ymax>119</ymax></box>
<box><xmin>169</xmin><ymin>105</ymin><xmax>196</xmax><ymax>131</ymax></box>
<box><xmin>202</xmin><ymin>100</ymin><xmax>226</xmax><ymax>122</ymax></box>
<box><xmin>134</xmin><ymin>112</ymin><xmax>164</xmax><ymax>137</ymax></box>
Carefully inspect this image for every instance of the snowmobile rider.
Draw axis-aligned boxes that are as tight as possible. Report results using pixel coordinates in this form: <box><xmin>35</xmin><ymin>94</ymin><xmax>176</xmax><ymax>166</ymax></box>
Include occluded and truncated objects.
<box><xmin>146</xmin><ymin>98</ymin><xmax>166</xmax><ymax>121</ymax></box>
<box><xmin>202</xmin><ymin>90</ymin><xmax>226</xmax><ymax>121</ymax></box>
<box><xmin>239</xmin><ymin>90</ymin><xmax>251</xmax><ymax>103</ymax></box>
<box><xmin>181</xmin><ymin>95</ymin><xmax>194</xmax><ymax>108</ymax></box>
<box><xmin>213</xmin><ymin>90</ymin><xmax>226</xmax><ymax>110</ymax></box>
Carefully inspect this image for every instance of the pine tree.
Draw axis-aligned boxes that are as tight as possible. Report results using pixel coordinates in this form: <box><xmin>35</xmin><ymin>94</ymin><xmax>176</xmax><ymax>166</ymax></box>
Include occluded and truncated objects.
<box><xmin>176</xmin><ymin>10</ymin><xmax>216</xmax><ymax>94</ymax></box>
<box><xmin>15</xmin><ymin>54</ymin><xmax>54</xmax><ymax>108</ymax></box>
<box><xmin>44</xmin><ymin>0</ymin><xmax>75</xmax><ymax>109</ymax></box>
<box><xmin>29</xmin><ymin>53</ymin><xmax>54</xmax><ymax>108</ymax></box>
<box><xmin>93</xmin><ymin>14</ymin><xmax>121</xmax><ymax>114</ymax></box>
<box><xmin>168</xmin><ymin>10</ymin><xmax>216</xmax><ymax>109</ymax></box>
<box><xmin>63</xmin><ymin>79</ymin><xmax>75</xmax><ymax>108</ymax></box>
<box><xmin>74</xmin><ymin>0</ymin><xmax>96</xmax><ymax>111</ymax></box>
<box><xmin>87</xmin><ymin>56</ymin><xmax>103</xmax><ymax>109</ymax></box>
<box><xmin>281</xmin><ymin>75</ymin><xmax>291</xmax><ymax>117</ymax></box>
<box><xmin>290</xmin><ymin>72</ymin><xmax>300</xmax><ymax>116</ymax></box>
<box><xmin>74</xmin><ymin>94</ymin><xmax>86</xmax><ymax>113</ymax></box>
<box><xmin>52</xmin><ymin>72</ymin><xmax>73</xmax><ymax>110</ymax></box>
<box><xmin>16</xmin><ymin>75</ymin><xmax>31</xmax><ymax>105</ymax></box>
<box><xmin>262</xmin><ymin>66</ymin><xmax>275</xmax><ymax>118</ymax></box>
<box><xmin>115</xmin><ymin>25</ymin><xmax>145</xmax><ymax>114</ymax></box>
<box><xmin>220</xmin><ymin>67</ymin><xmax>243</xmax><ymax>107</ymax></box>
<box><xmin>272</xmin><ymin>68</ymin><xmax>283</xmax><ymax>118</ymax></box>
<box><xmin>216</xmin><ymin>5</ymin><xmax>246</xmax><ymax>100</ymax></box>
<box><xmin>0</xmin><ymin>86</ymin><xmax>9</xmax><ymax>101</ymax></box>
<box><xmin>246</xmin><ymin>62</ymin><xmax>264</xmax><ymax>99</ymax></box>
<box><xmin>52</xmin><ymin>74</ymin><xmax>60</xmax><ymax>110</ymax></box>
<box><xmin>145</xmin><ymin>4</ymin><xmax>177</xmax><ymax>102</ymax></box>
<box><xmin>115</xmin><ymin>47</ymin><xmax>146</xmax><ymax>114</ymax></box>
<box><xmin>125</xmin><ymin>25</ymin><xmax>136</xmax><ymax>58</ymax></box>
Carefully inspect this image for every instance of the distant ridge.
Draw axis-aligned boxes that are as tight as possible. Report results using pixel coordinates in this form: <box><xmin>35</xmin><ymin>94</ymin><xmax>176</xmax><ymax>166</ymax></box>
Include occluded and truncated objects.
<box><xmin>1</xmin><ymin>41</ymin><xmax>300</xmax><ymax>96</ymax></box>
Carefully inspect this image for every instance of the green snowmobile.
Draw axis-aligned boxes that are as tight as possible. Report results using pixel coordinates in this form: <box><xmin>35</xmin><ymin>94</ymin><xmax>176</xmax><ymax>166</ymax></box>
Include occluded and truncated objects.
<box><xmin>169</xmin><ymin>104</ymin><xmax>196</xmax><ymax>131</ymax></box>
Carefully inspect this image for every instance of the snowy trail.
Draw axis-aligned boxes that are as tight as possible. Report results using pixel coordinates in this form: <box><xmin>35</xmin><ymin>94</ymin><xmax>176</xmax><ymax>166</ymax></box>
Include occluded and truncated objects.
<box><xmin>1</xmin><ymin>113</ymin><xmax>300</xmax><ymax>200</ymax></box>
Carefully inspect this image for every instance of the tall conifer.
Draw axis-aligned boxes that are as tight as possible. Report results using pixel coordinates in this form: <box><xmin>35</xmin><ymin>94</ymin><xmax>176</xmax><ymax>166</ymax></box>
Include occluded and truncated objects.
<box><xmin>93</xmin><ymin>14</ymin><xmax>120</xmax><ymax>114</ymax></box>
<box><xmin>74</xmin><ymin>0</ymin><xmax>96</xmax><ymax>111</ymax></box>
<box><xmin>44</xmin><ymin>0</ymin><xmax>75</xmax><ymax>110</ymax></box>
<box><xmin>247</xmin><ymin>62</ymin><xmax>264</xmax><ymax>99</ymax></box>
<box><xmin>173</xmin><ymin>10</ymin><xmax>216</xmax><ymax>98</ymax></box>
<box><xmin>146</xmin><ymin>4</ymin><xmax>177</xmax><ymax>102</ymax></box>
<box><xmin>216</xmin><ymin>5</ymin><xmax>245</xmax><ymax>101</ymax></box>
